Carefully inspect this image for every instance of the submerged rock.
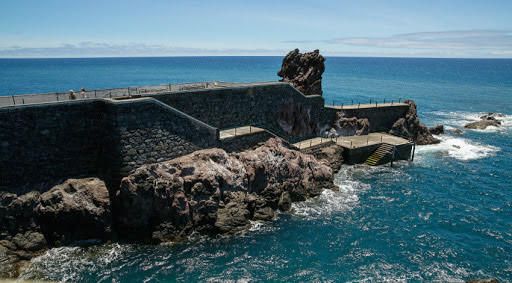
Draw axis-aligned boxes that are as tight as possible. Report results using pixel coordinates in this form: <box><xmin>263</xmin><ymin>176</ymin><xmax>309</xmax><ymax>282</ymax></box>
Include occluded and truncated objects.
<box><xmin>35</xmin><ymin>178</ymin><xmax>111</xmax><ymax>245</ymax></box>
<box><xmin>278</xmin><ymin>49</ymin><xmax>325</xmax><ymax>96</ymax></box>
<box><xmin>389</xmin><ymin>100</ymin><xmax>440</xmax><ymax>145</ymax></box>
<box><xmin>115</xmin><ymin>138</ymin><xmax>334</xmax><ymax>242</ymax></box>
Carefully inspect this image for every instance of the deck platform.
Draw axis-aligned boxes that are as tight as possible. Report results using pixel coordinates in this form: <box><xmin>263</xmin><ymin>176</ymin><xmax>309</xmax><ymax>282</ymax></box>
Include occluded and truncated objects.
<box><xmin>293</xmin><ymin>133</ymin><xmax>413</xmax><ymax>165</ymax></box>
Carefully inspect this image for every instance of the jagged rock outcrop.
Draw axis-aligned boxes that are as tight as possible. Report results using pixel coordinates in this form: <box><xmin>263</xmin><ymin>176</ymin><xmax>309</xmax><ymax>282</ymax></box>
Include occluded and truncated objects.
<box><xmin>0</xmin><ymin>178</ymin><xmax>111</xmax><ymax>277</ymax></box>
<box><xmin>277</xmin><ymin>100</ymin><xmax>317</xmax><ymax>137</ymax></box>
<box><xmin>328</xmin><ymin>112</ymin><xmax>370</xmax><ymax>136</ymax></box>
<box><xmin>0</xmin><ymin>191</ymin><xmax>46</xmax><ymax>278</ymax></box>
<box><xmin>302</xmin><ymin>143</ymin><xmax>344</xmax><ymax>173</ymax></box>
<box><xmin>278</xmin><ymin>49</ymin><xmax>325</xmax><ymax>96</ymax></box>
<box><xmin>35</xmin><ymin>178</ymin><xmax>111</xmax><ymax>245</ymax></box>
<box><xmin>115</xmin><ymin>138</ymin><xmax>334</xmax><ymax>242</ymax></box>
<box><xmin>464</xmin><ymin>113</ymin><xmax>502</xmax><ymax>130</ymax></box>
<box><xmin>389</xmin><ymin>100</ymin><xmax>440</xmax><ymax>145</ymax></box>
<box><xmin>429</xmin><ymin>124</ymin><xmax>444</xmax><ymax>135</ymax></box>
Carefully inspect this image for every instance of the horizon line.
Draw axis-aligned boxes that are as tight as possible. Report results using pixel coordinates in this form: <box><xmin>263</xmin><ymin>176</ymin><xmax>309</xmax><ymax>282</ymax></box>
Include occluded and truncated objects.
<box><xmin>1</xmin><ymin>55</ymin><xmax>511</xmax><ymax>60</ymax></box>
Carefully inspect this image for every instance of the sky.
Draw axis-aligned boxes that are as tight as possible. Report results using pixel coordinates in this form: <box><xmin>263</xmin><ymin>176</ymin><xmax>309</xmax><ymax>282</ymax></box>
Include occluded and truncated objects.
<box><xmin>0</xmin><ymin>0</ymin><xmax>511</xmax><ymax>58</ymax></box>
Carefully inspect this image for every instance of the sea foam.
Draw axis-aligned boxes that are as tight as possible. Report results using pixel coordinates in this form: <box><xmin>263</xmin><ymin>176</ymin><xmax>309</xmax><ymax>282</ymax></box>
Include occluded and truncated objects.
<box><xmin>416</xmin><ymin>135</ymin><xmax>499</xmax><ymax>161</ymax></box>
<box><xmin>292</xmin><ymin>166</ymin><xmax>370</xmax><ymax>218</ymax></box>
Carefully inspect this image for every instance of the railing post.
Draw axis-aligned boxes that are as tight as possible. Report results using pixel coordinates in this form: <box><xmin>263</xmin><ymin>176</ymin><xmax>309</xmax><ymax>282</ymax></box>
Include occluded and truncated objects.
<box><xmin>128</xmin><ymin>88</ymin><xmax>130</xmax><ymax>96</ymax></box>
<box><xmin>109</xmin><ymin>92</ymin><xmax>112</xmax><ymax>98</ymax></box>
<box><xmin>94</xmin><ymin>90</ymin><xmax>97</xmax><ymax>98</ymax></box>
<box><xmin>399</xmin><ymin>98</ymin><xmax>401</xmax><ymax>103</ymax></box>
<box><xmin>56</xmin><ymin>93</ymin><xmax>59</xmax><ymax>101</ymax></box>
<box><xmin>370</xmin><ymin>98</ymin><xmax>372</xmax><ymax>104</ymax></box>
<box><xmin>341</xmin><ymin>103</ymin><xmax>343</xmax><ymax>109</ymax></box>
<box><xmin>168</xmin><ymin>83</ymin><xmax>171</xmax><ymax>91</ymax></box>
<box><xmin>234</xmin><ymin>127</ymin><xmax>237</xmax><ymax>136</ymax></box>
<box><xmin>22</xmin><ymin>98</ymin><xmax>25</xmax><ymax>104</ymax></box>
<box><xmin>11</xmin><ymin>96</ymin><xmax>15</xmax><ymax>105</ymax></box>
<box><xmin>375</xmin><ymin>102</ymin><xmax>377</xmax><ymax>107</ymax></box>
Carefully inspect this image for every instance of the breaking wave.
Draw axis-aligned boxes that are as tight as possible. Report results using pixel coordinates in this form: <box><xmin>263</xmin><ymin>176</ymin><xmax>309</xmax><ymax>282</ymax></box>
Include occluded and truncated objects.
<box><xmin>429</xmin><ymin>111</ymin><xmax>512</xmax><ymax>133</ymax></box>
<box><xmin>416</xmin><ymin>135</ymin><xmax>499</xmax><ymax>161</ymax></box>
<box><xmin>291</xmin><ymin>166</ymin><xmax>371</xmax><ymax>218</ymax></box>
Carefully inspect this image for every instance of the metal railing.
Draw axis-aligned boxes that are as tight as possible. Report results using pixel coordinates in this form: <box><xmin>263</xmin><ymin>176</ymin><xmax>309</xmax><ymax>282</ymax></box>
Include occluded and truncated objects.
<box><xmin>0</xmin><ymin>81</ymin><xmax>236</xmax><ymax>107</ymax></box>
<box><xmin>326</xmin><ymin>98</ymin><xmax>406</xmax><ymax>109</ymax></box>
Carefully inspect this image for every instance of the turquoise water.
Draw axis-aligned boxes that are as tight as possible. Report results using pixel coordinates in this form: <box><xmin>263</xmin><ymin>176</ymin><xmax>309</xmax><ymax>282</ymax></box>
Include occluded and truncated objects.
<box><xmin>1</xmin><ymin>57</ymin><xmax>511</xmax><ymax>282</ymax></box>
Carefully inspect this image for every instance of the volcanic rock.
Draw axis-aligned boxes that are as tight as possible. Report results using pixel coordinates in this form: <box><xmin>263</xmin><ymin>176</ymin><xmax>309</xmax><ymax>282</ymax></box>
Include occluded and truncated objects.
<box><xmin>277</xmin><ymin>99</ymin><xmax>318</xmax><ymax>137</ymax></box>
<box><xmin>278</xmin><ymin>49</ymin><xmax>325</xmax><ymax>96</ymax></box>
<box><xmin>389</xmin><ymin>100</ymin><xmax>440</xmax><ymax>145</ymax></box>
<box><xmin>465</xmin><ymin>114</ymin><xmax>502</xmax><ymax>130</ymax></box>
<box><xmin>429</xmin><ymin>124</ymin><xmax>444</xmax><ymax>135</ymax></box>
<box><xmin>35</xmin><ymin>178</ymin><xmax>111</xmax><ymax>245</ymax></box>
<box><xmin>115</xmin><ymin>138</ymin><xmax>334</xmax><ymax>242</ymax></box>
<box><xmin>330</xmin><ymin>112</ymin><xmax>370</xmax><ymax>136</ymax></box>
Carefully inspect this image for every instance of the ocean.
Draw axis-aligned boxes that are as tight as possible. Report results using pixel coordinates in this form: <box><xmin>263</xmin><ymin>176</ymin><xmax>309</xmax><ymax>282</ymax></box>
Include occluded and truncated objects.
<box><xmin>1</xmin><ymin>57</ymin><xmax>511</xmax><ymax>282</ymax></box>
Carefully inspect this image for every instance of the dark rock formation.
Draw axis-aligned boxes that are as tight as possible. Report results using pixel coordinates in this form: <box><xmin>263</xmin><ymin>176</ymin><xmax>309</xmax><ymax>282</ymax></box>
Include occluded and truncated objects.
<box><xmin>35</xmin><ymin>178</ymin><xmax>111</xmax><ymax>246</ymax></box>
<box><xmin>389</xmin><ymin>100</ymin><xmax>440</xmax><ymax>145</ymax></box>
<box><xmin>0</xmin><ymin>191</ymin><xmax>46</xmax><ymax>278</ymax></box>
<box><xmin>429</xmin><ymin>124</ymin><xmax>444</xmax><ymax>135</ymax></box>
<box><xmin>302</xmin><ymin>143</ymin><xmax>344</xmax><ymax>173</ymax></box>
<box><xmin>278</xmin><ymin>49</ymin><xmax>325</xmax><ymax>96</ymax></box>
<box><xmin>115</xmin><ymin>138</ymin><xmax>334</xmax><ymax>242</ymax></box>
<box><xmin>329</xmin><ymin>112</ymin><xmax>370</xmax><ymax>136</ymax></box>
<box><xmin>277</xmin><ymin>99</ymin><xmax>317</xmax><ymax>137</ymax></box>
<box><xmin>465</xmin><ymin>113</ymin><xmax>502</xmax><ymax>130</ymax></box>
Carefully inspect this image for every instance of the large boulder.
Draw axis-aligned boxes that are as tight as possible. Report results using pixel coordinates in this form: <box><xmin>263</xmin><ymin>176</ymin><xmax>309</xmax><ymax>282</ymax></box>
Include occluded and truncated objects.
<box><xmin>115</xmin><ymin>138</ymin><xmax>334</xmax><ymax>242</ymax></box>
<box><xmin>278</xmin><ymin>49</ymin><xmax>325</xmax><ymax>96</ymax></box>
<box><xmin>389</xmin><ymin>100</ymin><xmax>440</xmax><ymax>145</ymax></box>
<box><xmin>35</xmin><ymin>178</ymin><xmax>111</xmax><ymax>245</ymax></box>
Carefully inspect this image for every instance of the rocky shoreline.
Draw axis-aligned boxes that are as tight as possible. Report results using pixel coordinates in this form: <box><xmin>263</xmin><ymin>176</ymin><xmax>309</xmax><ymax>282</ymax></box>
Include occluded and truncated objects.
<box><xmin>0</xmin><ymin>138</ymin><xmax>337</xmax><ymax>277</ymax></box>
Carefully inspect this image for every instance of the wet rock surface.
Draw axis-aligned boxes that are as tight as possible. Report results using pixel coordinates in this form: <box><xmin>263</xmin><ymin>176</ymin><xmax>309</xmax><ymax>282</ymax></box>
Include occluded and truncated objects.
<box><xmin>278</xmin><ymin>49</ymin><xmax>325</xmax><ymax>96</ymax></box>
<box><xmin>389</xmin><ymin>100</ymin><xmax>440</xmax><ymax>145</ymax></box>
<box><xmin>0</xmin><ymin>178</ymin><xmax>111</xmax><ymax>278</ymax></box>
<box><xmin>115</xmin><ymin>138</ymin><xmax>334</xmax><ymax>242</ymax></box>
<box><xmin>429</xmin><ymin>124</ymin><xmax>444</xmax><ymax>135</ymax></box>
<box><xmin>464</xmin><ymin>113</ymin><xmax>502</xmax><ymax>129</ymax></box>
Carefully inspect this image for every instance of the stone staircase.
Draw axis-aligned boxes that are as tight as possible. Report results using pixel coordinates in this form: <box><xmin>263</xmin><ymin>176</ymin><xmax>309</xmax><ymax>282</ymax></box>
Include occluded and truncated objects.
<box><xmin>365</xmin><ymin>143</ymin><xmax>395</xmax><ymax>166</ymax></box>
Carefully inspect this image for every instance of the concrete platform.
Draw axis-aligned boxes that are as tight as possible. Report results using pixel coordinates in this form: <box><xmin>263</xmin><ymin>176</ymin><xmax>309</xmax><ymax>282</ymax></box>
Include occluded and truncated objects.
<box><xmin>294</xmin><ymin>133</ymin><xmax>413</xmax><ymax>165</ymax></box>
<box><xmin>294</xmin><ymin>133</ymin><xmax>410</xmax><ymax>150</ymax></box>
<box><xmin>219</xmin><ymin>126</ymin><xmax>264</xmax><ymax>139</ymax></box>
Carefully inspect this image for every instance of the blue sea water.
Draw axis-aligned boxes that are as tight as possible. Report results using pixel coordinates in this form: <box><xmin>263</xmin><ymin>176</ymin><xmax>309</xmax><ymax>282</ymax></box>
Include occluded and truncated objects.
<box><xmin>1</xmin><ymin>57</ymin><xmax>511</xmax><ymax>282</ymax></box>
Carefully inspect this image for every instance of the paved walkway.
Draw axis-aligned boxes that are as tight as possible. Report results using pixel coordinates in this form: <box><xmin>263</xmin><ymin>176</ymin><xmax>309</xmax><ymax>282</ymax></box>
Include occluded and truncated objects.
<box><xmin>219</xmin><ymin>126</ymin><xmax>264</xmax><ymax>139</ymax></box>
<box><xmin>293</xmin><ymin>133</ymin><xmax>410</xmax><ymax>150</ymax></box>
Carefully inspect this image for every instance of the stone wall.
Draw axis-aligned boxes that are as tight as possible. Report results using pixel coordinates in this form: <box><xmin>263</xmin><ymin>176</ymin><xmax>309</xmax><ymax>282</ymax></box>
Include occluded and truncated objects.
<box><xmin>0</xmin><ymin>98</ymin><xmax>219</xmax><ymax>193</ymax></box>
<box><xmin>109</xmin><ymin>98</ymin><xmax>218</xmax><ymax>178</ymax></box>
<box><xmin>323</xmin><ymin>105</ymin><xmax>409</xmax><ymax>133</ymax></box>
<box><xmin>0</xmin><ymin>100</ymin><xmax>109</xmax><ymax>193</ymax></box>
<box><xmin>151</xmin><ymin>82</ymin><xmax>325</xmax><ymax>143</ymax></box>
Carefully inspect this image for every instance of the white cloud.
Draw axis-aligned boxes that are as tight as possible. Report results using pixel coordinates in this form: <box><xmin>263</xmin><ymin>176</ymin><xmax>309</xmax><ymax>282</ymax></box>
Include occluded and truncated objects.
<box><xmin>0</xmin><ymin>42</ymin><xmax>286</xmax><ymax>58</ymax></box>
<box><xmin>285</xmin><ymin>30</ymin><xmax>512</xmax><ymax>58</ymax></box>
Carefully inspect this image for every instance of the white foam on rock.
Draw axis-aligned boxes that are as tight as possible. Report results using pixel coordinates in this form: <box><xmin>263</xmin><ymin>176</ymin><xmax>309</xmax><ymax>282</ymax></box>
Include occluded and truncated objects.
<box><xmin>291</xmin><ymin>166</ymin><xmax>370</xmax><ymax>218</ymax></box>
<box><xmin>429</xmin><ymin>111</ymin><xmax>512</xmax><ymax>133</ymax></box>
<box><xmin>416</xmin><ymin>135</ymin><xmax>499</xmax><ymax>161</ymax></box>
